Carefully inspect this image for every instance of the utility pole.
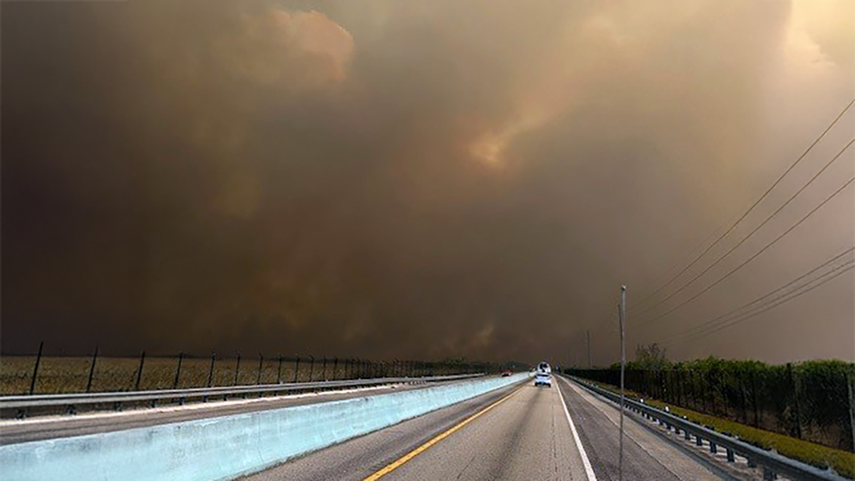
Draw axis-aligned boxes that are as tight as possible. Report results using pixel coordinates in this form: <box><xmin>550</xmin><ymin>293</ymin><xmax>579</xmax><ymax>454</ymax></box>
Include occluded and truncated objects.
<box><xmin>586</xmin><ymin>329</ymin><xmax>591</xmax><ymax>368</ymax></box>
<box><xmin>619</xmin><ymin>286</ymin><xmax>627</xmax><ymax>481</ymax></box>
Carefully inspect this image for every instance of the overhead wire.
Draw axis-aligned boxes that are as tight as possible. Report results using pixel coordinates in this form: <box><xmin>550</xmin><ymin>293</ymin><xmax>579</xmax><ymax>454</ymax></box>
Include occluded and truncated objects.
<box><xmin>629</xmin><ymin>98</ymin><xmax>855</xmax><ymax>311</ymax></box>
<box><xmin>660</xmin><ymin>248</ymin><xmax>854</xmax><ymax>345</ymax></box>
<box><xmin>633</xmin><ymin>137</ymin><xmax>855</xmax><ymax>319</ymax></box>
<box><xmin>664</xmin><ymin>261</ymin><xmax>854</xmax><ymax>346</ymax></box>
<box><xmin>634</xmin><ymin>174</ymin><xmax>855</xmax><ymax>329</ymax></box>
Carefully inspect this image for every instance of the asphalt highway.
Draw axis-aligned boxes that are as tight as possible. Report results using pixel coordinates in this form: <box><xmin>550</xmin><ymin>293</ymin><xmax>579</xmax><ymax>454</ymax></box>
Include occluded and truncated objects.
<box><xmin>243</xmin><ymin>376</ymin><xmax>726</xmax><ymax>481</ymax></box>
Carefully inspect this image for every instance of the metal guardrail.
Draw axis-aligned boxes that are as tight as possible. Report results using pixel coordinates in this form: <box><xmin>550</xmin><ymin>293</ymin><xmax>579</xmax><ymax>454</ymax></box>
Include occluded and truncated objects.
<box><xmin>564</xmin><ymin>375</ymin><xmax>848</xmax><ymax>481</ymax></box>
<box><xmin>1</xmin><ymin>373</ymin><xmax>484</xmax><ymax>411</ymax></box>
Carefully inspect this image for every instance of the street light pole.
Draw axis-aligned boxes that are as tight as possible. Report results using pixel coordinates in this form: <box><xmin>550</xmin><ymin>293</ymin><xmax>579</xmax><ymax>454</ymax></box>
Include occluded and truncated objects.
<box><xmin>619</xmin><ymin>285</ymin><xmax>627</xmax><ymax>481</ymax></box>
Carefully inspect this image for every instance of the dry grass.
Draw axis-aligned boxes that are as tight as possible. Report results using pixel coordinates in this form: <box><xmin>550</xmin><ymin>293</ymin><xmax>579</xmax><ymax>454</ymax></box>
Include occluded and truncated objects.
<box><xmin>0</xmin><ymin>356</ymin><xmax>373</xmax><ymax>395</ymax></box>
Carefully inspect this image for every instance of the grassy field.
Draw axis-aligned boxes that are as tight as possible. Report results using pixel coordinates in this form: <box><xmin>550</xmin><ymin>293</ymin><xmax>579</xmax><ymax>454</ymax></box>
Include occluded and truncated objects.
<box><xmin>579</xmin><ymin>377</ymin><xmax>855</xmax><ymax>479</ymax></box>
<box><xmin>0</xmin><ymin>355</ymin><xmax>381</xmax><ymax>396</ymax></box>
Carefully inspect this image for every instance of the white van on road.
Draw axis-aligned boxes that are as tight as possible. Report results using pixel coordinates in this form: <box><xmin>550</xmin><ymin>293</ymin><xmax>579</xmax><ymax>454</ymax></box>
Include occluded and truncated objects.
<box><xmin>534</xmin><ymin>361</ymin><xmax>552</xmax><ymax>387</ymax></box>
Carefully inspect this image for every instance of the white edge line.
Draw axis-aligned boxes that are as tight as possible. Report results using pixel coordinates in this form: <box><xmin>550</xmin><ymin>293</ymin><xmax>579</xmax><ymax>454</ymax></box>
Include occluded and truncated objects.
<box><xmin>556</xmin><ymin>376</ymin><xmax>598</xmax><ymax>481</ymax></box>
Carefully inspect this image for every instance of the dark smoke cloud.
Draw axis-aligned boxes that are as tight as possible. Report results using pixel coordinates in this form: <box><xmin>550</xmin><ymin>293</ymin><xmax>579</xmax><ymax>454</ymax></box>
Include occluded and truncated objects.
<box><xmin>3</xmin><ymin>0</ymin><xmax>853</xmax><ymax>363</ymax></box>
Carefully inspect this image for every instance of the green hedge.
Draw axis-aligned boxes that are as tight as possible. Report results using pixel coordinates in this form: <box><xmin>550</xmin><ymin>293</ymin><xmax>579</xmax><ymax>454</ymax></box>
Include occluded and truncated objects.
<box><xmin>567</xmin><ymin>358</ymin><xmax>855</xmax><ymax>452</ymax></box>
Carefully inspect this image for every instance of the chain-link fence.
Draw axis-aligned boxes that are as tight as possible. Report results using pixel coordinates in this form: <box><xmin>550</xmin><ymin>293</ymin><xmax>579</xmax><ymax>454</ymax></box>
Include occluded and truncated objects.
<box><xmin>1</xmin><ymin>342</ymin><xmax>506</xmax><ymax>396</ymax></box>
<box><xmin>566</xmin><ymin>359</ymin><xmax>855</xmax><ymax>452</ymax></box>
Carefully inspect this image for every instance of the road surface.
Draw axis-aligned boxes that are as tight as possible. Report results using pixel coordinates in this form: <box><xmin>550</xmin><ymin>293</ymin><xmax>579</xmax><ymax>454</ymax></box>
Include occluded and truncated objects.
<box><xmin>244</xmin><ymin>376</ymin><xmax>726</xmax><ymax>480</ymax></box>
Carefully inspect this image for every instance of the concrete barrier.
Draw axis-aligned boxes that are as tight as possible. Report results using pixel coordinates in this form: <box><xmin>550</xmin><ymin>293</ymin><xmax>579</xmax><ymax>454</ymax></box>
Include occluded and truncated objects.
<box><xmin>1</xmin><ymin>373</ymin><xmax>530</xmax><ymax>481</ymax></box>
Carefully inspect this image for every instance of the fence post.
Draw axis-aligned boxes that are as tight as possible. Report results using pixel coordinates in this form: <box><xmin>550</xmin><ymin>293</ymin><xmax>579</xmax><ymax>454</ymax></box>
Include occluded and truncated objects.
<box><xmin>173</xmin><ymin>352</ymin><xmax>184</xmax><ymax>390</ymax></box>
<box><xmin>332</xmin><ymin>357</ymin><xmax>338</xmax><ymax>381</ymax></box>
<box><xmin>739</xmin><ymin>377</ymin><xmax>748</xmax><ymax>424</ymax></box>
<box><xmin>277</xmin><ymin>355</ymin><xmax>283</xmax><ymax>384</ymax></box>
<box><xmin>293</xmin><ymin>355</ymin><xmax>300</xmax><ymax>383</ymax></box>
<box><xmin>86</xmin><ymin>345</ymin><xmax>99</xmax><ymax>393</ymax></box>
<box><xmin>846</xmin><ymin>368</ymin><xmax>855</xmax><ymax>453</ymax></box>
<box><xmin>721</xmin><ymin>372</ymin><xmax>729</xmax><ymax>419</ymax></box>
<box><xmin>135</xmin><ymin>350</ymin><xmax>146</xmax><ymax>391</ymax></box>
<box><xmin>322</xmin><ymin>357</ymin><xmax>328</xmax><ymax>380</ymax></box>
<box><xmin>308</xmin><ymin>355</ymin><xmax>314</xmax><ymax>381</ymax></box>
<box><xmin>234</xmin><ymin>352</ymin><xmax>241</xmax><ymax>386</ymax></box>
<box><xmin>703</xmin><ymin>371</ymin><xmax>711</xmax><ymax>414</ymax></box>
<box><xmin>752</xmin><ymin>370</ymin><xmax>760</xmax><ymax>428</ymax></box>
<box><xmin>666</xmin><ymin>370</ymin><xmax>672</xmax><ymax>403</ymax></box>
<box><xmin>257</xmin><ymin>353</ymin><xmax>264</xmax><ymax>385</ymax></box>
<box><xmin>710</xmin><ymin>371</ymin><xmax>719</xmax><ymax>415</ymax></box>
<box><xmin>689</xmin><ymin>370</ymin><xmax>696</xmax><ymax>410</ymax></box>
<box><xmin>787</xmin><ymin>363</ymin><xmax>802</xmax><ymax>439</ymax></box>
<box><xmin>208</xmin><ymin>351</ymin><xmax>217</xmax><ymax>387</ymax></box>
<box><xmin>29</xmin><ymin>341</ymin><xmax>44</xmax><ymax>395</ymax></box>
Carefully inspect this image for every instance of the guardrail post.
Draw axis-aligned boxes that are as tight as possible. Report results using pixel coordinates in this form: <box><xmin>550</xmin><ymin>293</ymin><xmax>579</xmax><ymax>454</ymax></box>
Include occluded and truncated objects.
<box><xmin>709</xmin><ymin>441</ymin><xmax>717</xmax><ymax>454</ymax></box>
<box><xmin>173</xmin><ymin>352</ymin><xmax>184</xmax><ymax>390</ymax></box>
<box><xmin>763</xmin><ymin>466</ymin><xmax>777</xmax><ymax>480</ymax></box>
<box><xmin>135</xmin><ymin>351</ymin><xmax>146</xmax><ymax>392</ymax></box>
<box><xmin>86</xmin><ymin>345</ymin><xmax>99</xmax><ymax>393</ymax></box>
<box><xmin>29</xmin><ymin>341</ymin><xmax>44</xmax><ymax>395</ymax></box>
<box><xmin>726</xmin><ymin>448</ymin><xmax>734</xmax><ymax>462</ymax></box>
<box><xmin>293</xmin><ymin>355</ymin><xmax>300</xmax><ymax>383</ymax></box>
<box><xmin>696</xmin><ymin>434</ymin><xmax>703</xmax><ymax>446</ymax></box>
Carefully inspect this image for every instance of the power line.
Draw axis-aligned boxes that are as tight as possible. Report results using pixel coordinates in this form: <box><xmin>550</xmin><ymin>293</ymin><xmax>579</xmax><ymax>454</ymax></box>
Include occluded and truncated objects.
<box><xmin>664</xmin><ymin>261</ymin><xmax>854</xmax><ymax>346</ymax></box>
<box><xmin>635</xmin><ymin>174</ymin><xmax>855</xmax><ymax>329</ymax></box>
<box><xmin>675</xmin><ymin>259</ymin><xmax>854</xmax><ymax>343</ymax></box>
<box><xmin>634</xmin><ymin>137</ymin><xmax>854</xmax><ymax>318</ymax></box>
<box><xmin>630</xmin><ymin>98</ymin><xmax>855</xmax><ymax>311</ymax></box>
<box><xmin>660</xmin><ymin>248</ymin><xmax>854</xmax><ymax>345</ymax></box>
<box><xmin>633</xmin><ymin>218</ymin><xmax>733</xmax><ymax>301</ymax></box>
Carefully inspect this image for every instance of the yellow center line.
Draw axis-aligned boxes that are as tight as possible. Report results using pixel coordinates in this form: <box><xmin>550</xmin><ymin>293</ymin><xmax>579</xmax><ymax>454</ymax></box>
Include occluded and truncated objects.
<box><xmin>362</xmin><ymin>384</ymin><xmax>527</xmax><ymax>481</ymax></box>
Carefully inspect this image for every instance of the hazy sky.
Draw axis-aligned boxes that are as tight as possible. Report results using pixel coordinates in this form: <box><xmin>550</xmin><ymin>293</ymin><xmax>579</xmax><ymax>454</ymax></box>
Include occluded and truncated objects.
<box><xmin>2</xmin><ymin>0</ymin><xmax>853</xmax><ymax>365</ymax></box>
